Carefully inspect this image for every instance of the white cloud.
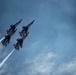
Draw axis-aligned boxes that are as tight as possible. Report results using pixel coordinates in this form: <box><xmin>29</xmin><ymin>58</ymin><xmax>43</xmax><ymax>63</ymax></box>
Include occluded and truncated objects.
<box><xmin>7</xmin><ymin>73</ymin><xmax>14</xmax><ymax>75</ymax></box>
<box><xmin>53</xmin><ymin>57</ymin><xmax>76</xmax><ymax>75</ymax></box>
<box><xmin>0</xmin><ymin>63</ymin><xmax>8</xmax><ymax>75</ymax></box>
<box><xmin>28</xmin><ymin>62</ymin><xmax>54</xmax><ymax>75</ymax></box>
<box><xmin>18</xmin><ymin>52</ymin><xmax>57</xmax><ymax>75</ymax></box>
<box><xmin>28</xmin><ymin>52</ymin><xmax>56</xmax><ymax>75</ymax></box>
<box><xmin>18</xmin><ymin>51</ymin><xmax>76</xmax><ymax>75</ymax></box>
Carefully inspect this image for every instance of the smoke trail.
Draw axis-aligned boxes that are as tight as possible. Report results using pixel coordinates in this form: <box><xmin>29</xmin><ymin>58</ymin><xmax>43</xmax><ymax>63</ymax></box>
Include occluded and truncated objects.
<box><xmin>0</xmin><ymin>49</ymin><xmax>15</xmax><ymax>69</ymax></box>
<box><xmin>0</xmin><ymin>37</ymin><xmax>5</xmax><ymax>43</ymax></box>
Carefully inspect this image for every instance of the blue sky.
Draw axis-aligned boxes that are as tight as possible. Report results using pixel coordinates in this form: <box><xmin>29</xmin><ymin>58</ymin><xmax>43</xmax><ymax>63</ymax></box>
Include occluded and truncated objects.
<box><xmin>0</xmin><ymin>0</ymin><xmax>76</xmax><ymax>75</ymax></box>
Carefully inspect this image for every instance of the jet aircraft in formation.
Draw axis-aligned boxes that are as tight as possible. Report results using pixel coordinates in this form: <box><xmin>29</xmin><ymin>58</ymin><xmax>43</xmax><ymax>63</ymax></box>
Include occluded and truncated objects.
<box><xmin>1</xmin><ymin>19</ymin><xmax>22</xmax><ymax>46</ymax></box>
<box><xmin>7</xmin><ymin>19</ymin><xmax>22</xmax><ymax>35</ymax></box>
<box><xmin>19</xmin><ymin>20</ymin><xmax>35</xmax><ymax>37</ymax></box>
<box><xmin>14</xmin><ymin>32</ymin><xmax>29</xmax><ymax>50</ymax></box>
<box><xmin>1</xmin><ymin>19</ymin><xmax>35</xmax><ymax>50</ymax></box>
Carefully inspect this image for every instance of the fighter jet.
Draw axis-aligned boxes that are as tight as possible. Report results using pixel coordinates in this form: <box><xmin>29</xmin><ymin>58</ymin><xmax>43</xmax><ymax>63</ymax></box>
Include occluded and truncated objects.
<box><xmin>19</xmin><ymin>20</ymin><xmax>35</xmax><ymax>37</ymax></box>
<box><xmin>7</xmin><ymin>19</ymin><xmax>22</xmax><ymax>36</ymax></box>
<box><xmin>1</xmin><ymin>35</ymin><xmax>11</xmax><ymax>46</ymax></box>
<box><xmin>14</xmin><ymin>32</ymin><xmax>29</xmax><ymax>50</ymax></box>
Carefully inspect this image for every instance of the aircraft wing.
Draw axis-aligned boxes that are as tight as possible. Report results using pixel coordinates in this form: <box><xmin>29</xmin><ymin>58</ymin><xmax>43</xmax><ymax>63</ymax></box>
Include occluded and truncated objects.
<box><xmin>19</xmin><ymin>30</ymin><xmax>26</xmax><ymax>37</ymax></box>
<box><xmin>21</xmin><ymin>32</ymin><xmax>29</xmax><ymax>41</ymax></box>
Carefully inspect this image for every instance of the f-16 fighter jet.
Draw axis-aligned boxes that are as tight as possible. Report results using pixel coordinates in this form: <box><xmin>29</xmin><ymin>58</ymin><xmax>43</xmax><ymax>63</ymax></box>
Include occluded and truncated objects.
<box><xmin>14</xmin><ymin>32</ymin><xmax>29</xmax><ymax>50</ymax></box>
<box><xmin>1</xmin><ymin>35</ymin><xmax>11</xmax><ymax>46</ymax></box>
<box><xmin>19</xmin><ymin>20</ymin><xmax>35</xmax><ymax>37</ymax></box>
<box><xmin>7</xmin><ymin>19</ymin><xmax>22</xmax><ymax>36</ymax></box>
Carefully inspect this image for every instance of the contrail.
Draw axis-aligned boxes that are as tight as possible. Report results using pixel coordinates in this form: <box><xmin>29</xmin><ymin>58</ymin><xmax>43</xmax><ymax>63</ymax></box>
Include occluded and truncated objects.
<box><xmin>0</xmin><ymin>37</ymin><xmax>5</xmax><ymax>43</ymax></box>
<box><xmin>0</xmin><ymin>49</ymin><xmax>15</xmax><ymax>69</ymax></box>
